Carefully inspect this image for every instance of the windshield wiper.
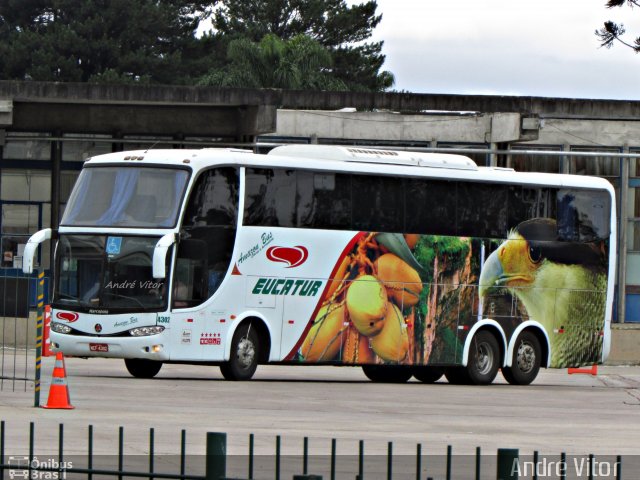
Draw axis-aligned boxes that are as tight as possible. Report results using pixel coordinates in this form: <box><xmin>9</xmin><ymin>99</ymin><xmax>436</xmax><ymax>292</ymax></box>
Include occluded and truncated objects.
<box><xmin>103</xmin><ymin>291</ymin><xmax>146</xmax><ymax>308</ymax></box>
<box><xmin>56</xmin><ymin>292</ymin><xmax>93</xmax><ymax>308</ymax></box>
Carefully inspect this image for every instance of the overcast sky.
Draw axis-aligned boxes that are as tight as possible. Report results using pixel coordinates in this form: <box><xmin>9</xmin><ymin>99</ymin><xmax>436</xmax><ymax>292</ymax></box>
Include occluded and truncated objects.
<box><xmin>364</xmin><ymin>0</ymin><xmax>640</xmax><ymax>100</ymax></box>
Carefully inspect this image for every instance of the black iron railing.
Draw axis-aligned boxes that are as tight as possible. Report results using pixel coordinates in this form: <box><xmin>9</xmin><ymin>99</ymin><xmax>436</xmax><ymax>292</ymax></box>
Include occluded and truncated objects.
<box><xmin>0</xmin><ymin>421</ymin><xmax>626</xmax><ymax>480</ymax></box>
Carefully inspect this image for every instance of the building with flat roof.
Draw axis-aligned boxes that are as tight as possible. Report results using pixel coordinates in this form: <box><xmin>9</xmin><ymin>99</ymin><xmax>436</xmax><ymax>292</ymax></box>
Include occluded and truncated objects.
<box><xmin>1</xmin><ymin>80</ymin><xmax>639</xmax><ymax>361</ymax></box>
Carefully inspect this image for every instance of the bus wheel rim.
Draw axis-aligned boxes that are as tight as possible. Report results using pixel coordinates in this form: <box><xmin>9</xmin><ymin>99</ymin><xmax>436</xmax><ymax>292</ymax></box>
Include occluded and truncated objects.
<box><xmin>237</xmin><ymin>337</ymin><xmax>255</xmax><ymax>369</ymax></box>
<box><xmin>475</xmin><ymin>342</ymin><xmax>494</xmax><ymax>375</ymax></box>
<box><xmin>516</xmin><ymin>341</ymin><xmax>535</xmax><ymax>373</ymax></box>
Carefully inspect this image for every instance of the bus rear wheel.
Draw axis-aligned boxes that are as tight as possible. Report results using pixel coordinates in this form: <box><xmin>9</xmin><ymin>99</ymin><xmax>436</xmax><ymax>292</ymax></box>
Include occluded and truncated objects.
<box><xmin>362</xmin><ymin>365</ymin><xmax>412</xmax><ymax>383</ymax></box>
<box><xmin>466</xmin><ymin>330</ymin><xmax>500</xmax><ymax>385</ymax></box>
<box><xmin>412</xmin><ymin>366</ymin><xmax>444</xmax><ymax>383</ymax></box>
<box><xmin>220</xmin><ymin>323</ymin><xmax>259</xmax><ymax>381</ymax></box>
<box><xmin>502</xmin><ymin>331</ymin><xmax>541</xmax><ymax>385</ymax></box>
<box><xmin>124</xmin><ymin>358</ymin><xmax>162</xmax><ymax>379</ymax></box>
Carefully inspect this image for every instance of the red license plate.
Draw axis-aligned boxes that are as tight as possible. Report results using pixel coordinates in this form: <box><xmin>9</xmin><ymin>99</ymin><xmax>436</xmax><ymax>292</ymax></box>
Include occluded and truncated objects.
<box><xmin>89</xmin><ymin>343</ymin><xmax>109</xmax><ymax>352</ymax></box>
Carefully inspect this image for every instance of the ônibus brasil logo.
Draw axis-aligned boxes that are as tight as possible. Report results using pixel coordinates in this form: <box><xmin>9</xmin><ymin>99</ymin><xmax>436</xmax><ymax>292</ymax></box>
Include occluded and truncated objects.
<box><xmin>56</xmin><ymin>312</ymin><xmax>79</xmax><ymax>322</ymax></box>
<box><xmin>266</xmin><ymin>246</ymin><xmax>308</xmax><ymax>268</ymax></box>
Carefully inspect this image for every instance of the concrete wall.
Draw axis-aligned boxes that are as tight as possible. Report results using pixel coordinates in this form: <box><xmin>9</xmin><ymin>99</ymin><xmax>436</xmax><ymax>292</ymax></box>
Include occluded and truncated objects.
<box><xmin>607</xmin><ymin>325</ymin><xmax>640</xmax><ymax>365</ymax></box>
<box><xmin>274</xmin><ymin>110</ymin><xmax>492</xmax><ymax>143</ymax></box>
<box><xmin>271</xmin><ymin>110</ymin><xmax>640</xmax><ymax>148</ymax></box>
<box><xmin>0</xmin><ymin>81</ymin><xmax>279</xmax><ymax>138</ymax></box>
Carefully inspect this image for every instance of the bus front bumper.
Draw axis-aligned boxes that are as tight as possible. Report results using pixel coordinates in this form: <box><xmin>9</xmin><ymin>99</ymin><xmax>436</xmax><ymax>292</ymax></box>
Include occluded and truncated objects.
<box><xmin>49</xmin><ymin>331</ymin><xmax>170</xmax><ymax>360</ymax></box>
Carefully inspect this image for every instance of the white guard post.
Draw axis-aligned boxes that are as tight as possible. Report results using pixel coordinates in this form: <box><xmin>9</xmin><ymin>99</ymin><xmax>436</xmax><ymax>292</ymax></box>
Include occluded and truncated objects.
<box><xmin>22</xmin><ymin>228</ymin><xmax>52</xmax><ymax>274</ymax></box>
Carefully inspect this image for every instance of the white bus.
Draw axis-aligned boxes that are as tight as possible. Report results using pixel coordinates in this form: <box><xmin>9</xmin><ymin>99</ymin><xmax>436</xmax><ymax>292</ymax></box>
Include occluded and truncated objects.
<box><xmin>23</xmin><ymin>145</ymin><xmax>616</xmax><ymax>385</ymax></box>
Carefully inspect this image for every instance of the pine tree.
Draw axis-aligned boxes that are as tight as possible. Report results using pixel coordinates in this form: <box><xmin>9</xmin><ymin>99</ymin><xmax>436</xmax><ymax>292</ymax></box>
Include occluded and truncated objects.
<box><xmin>198</xmin><ymin>33</ymin><xmax>347</xmax><ymax>90</ymax></box>
<box><xmin>0</xmin><ymin>0</ymin><xmax>213</xmax><ymax>83</ymax></box>
<box><xmin>211</xmin><ymin>0</ymin><xmax>394</xmax><ymax>91</ymax></box>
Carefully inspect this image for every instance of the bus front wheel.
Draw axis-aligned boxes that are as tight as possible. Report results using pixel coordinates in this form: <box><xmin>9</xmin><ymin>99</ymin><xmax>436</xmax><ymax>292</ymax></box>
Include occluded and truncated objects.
<box><xmin>124</xmin><ymin>358</ymin><xmax>163</xmax><ymax>378</ymax></box>
<box><xmin>220</xmin><ymin>323</ymin><xmax>259</xmax><ymax>381</ymax></box>
<box><xmin>502</xmin><ymin>331</ymin><xmax>541</xmax><ymax>385</ymax></box>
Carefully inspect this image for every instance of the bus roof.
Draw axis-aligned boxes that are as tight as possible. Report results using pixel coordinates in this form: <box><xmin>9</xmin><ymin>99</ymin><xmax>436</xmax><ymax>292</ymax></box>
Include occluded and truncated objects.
<box><xmin>84</xmin><ymin>147</ymin><xmax>614</xmax><ymax>195</ymax></box>
<box><xmin>267</xmin><ymin>144</ymin><xmax>479</xmax><ymax>170</ymax></box>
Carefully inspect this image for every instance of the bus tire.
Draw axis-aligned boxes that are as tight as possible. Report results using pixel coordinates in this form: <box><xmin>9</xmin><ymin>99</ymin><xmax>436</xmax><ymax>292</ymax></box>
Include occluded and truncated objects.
<box><xmin>412</xmin><ymin>366</ymin><xmax>444</xmax><ymax>383</ymax></box>
<box><xmin>362</xmin><ymin>365</ymin><xmax>412</xmax><ymax>383</ymax></box>
<box><xmin>220</xmin><ymin>323</ymin><xmax>259</xmax><ymax>381</ymax></box>
<box><xmin>444</xmin><ymin>367</ymin><xmax>471</xmax><ymax>385</ymax></box>
<box><xmin>124</xmin><ymin>358</ymin><xmax>162</xmax><ymax>379</ymax></box>
<box><xmin>502</xmin><ymin>330</ymin><xmax>541</xmax><ymax>385</ymax></box>
<box><xmin>466</xmin><ymin>330</ymin><xmax>500</xmax><ymax>385</ymax></box>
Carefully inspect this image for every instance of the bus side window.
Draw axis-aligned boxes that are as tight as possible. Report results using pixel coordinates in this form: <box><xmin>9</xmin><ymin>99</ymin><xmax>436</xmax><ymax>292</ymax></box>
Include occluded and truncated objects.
<box><xmin>297</xmin><ymin>171</ymin><xmax>351</xmax><ymax>230</ymax></box>
<box><xmin>405</xmin><ymin>178</ymin><xmax>456</xmax><ymax>236</ymax></box>
<box><xmin>457</xmin><ymin>182</ymin><xmax>507</xmax><ymax>238</ymax></box>
<box><xmin>507</xmin><ymin>186</ymin><xmax>557</xmax><ymax>230</ymax></box>
<box><xmin>557</xmin><ymin>189</ymin><xmax>610</xmax><ymax>242</ymax></box>
<box><xmin>352</xmin><ymin>174</ymin><xmax>404</xmax><ymax>233</ymax></box>
<box><xmin>176</xmin><ymin>167</ymin><xmax>239</xmax><ymax>308</ymax></box>
<box><xmin>244</xmin><ymin>168</ymin><xmax>296</xmax><ymax>227</ymax></box>
<box><xmin>183</xmin><ymin>168</ymin><xmax>238</xmax><ymax>228</ymax></box>
<box><xmin>173</xmin><ymin>239</ymin><xmax>208</xmax><ymax>308</ymax></box>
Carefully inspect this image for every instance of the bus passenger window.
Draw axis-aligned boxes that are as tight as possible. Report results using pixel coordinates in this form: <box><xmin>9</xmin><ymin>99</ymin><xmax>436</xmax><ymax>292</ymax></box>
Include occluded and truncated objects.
<box><xmin>297</xmin><ymin>172</ymin><xmax>351</xmax><ymax>230</ymax></box>
<box><xmin>508</xmin><ymin>186</ymin><xmax>557</xmax><ymax>230</ymax></box>
<box><xmin>405</xmin><ymin>178</ymin><xmax>456</xmax><ymax>236</ymax></box>
<box><xmin>183</xmin><ymin>168</ymin><xmax>238</xmax><ymax>228</ymax></box>
<box><xmin>456</xmin><ymin>182</ymin><xmax>508</xmax><ymax>238</ymax></box>
<box><xmin>352</xmin><ymin>175</ymin><xmax>404</xmax><ymax>232</ymax></box>
<box><xmin>244</xmin><ymin>168</ymin><xmax>296</xmax><ymax>227</ymax></box>
<box><xmin>557</xmin><ymin>189</ymin><xmax>610</xmax><ymax>242</ymax></box>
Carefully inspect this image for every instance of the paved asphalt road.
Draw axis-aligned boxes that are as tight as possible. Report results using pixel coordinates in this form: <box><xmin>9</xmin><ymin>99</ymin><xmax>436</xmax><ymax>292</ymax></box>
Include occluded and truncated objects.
<box><xmin>1</xmin><ymin>356</ymin><xmax>639</xmax><ymax>478</ymax></box>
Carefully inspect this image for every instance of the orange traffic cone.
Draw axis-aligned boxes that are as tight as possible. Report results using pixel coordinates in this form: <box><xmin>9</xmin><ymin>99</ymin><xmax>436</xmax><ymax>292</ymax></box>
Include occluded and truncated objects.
<box><xmin>42</xmin><ymin>352</ymin><xmax>74</xmax><ymax>409</ymax></box>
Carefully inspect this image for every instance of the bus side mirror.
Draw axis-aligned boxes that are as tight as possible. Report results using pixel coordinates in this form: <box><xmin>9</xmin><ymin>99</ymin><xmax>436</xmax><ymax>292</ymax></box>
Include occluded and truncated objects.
<box><xmin>153</xmin><ymin>233</ymin><xmax>177</xmax><ymax>279</ymax></box>
<box><xmin>22</xmin><ymin>228</ymin><xmax>52</xmax><ymax>274</ymax></box>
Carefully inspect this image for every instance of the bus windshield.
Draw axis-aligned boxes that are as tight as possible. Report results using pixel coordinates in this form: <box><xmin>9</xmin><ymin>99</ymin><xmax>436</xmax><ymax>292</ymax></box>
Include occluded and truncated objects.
<box><xmin>61</xmin><ymin>167</ymin><xmax>189</xmax><ymax>228</ymax></box>
<box><xmin>54</xmin><ymin>235</ymin><xmax>168</xmax><ymax>312</ymax></box>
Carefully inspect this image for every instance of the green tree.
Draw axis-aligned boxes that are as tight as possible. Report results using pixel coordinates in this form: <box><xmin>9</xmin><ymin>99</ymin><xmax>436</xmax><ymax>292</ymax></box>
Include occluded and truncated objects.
<box><xmin>596</xmin><ymin>0</ymin><xmax>640</xmax><ymax>52</ymax></box>
<box><xmin>211</xmin><ymin>0</ymin><xmax>394</xmax><ymax>91</ymax></box>
<box><xmin>198</xmin><ymin>33</ymin><xmax>347</xmax><ymax>89</ymax></box>
<box><xmin>0</xmin><ymin>0</ymin><xmax>214</xmax><ymax>83</ymax></box>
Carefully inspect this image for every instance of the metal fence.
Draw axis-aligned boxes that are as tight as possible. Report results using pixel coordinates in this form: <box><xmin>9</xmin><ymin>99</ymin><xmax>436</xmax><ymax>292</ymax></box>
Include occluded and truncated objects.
<box><xmin>0</xmin><ymin>270</ymin><xmax>46</xmax><ymax>397</ymax></box>
<box><xmin>0</xmin><ymin>421</ymin><xmax>628</xmax><ymax>480</ymax></box>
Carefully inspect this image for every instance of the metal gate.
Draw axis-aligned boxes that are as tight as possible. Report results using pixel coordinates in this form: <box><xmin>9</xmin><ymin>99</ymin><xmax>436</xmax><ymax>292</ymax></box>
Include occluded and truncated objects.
<box><xmin>0</xmin><ymin>269</ymin><xmax>46</xmax><ymax>402</ymax></box>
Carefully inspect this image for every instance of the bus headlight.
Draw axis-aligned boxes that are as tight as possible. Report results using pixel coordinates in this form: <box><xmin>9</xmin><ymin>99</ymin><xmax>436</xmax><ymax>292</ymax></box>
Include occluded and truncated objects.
<box><xmin>129</xmin><ymin>326</ymin><xmax>165</xmax><ymax>337</ymax></box>
<box><xmin>51</xmin><ymin>322</ymin><xmax>72</xmax><ymax>334</ymax></box>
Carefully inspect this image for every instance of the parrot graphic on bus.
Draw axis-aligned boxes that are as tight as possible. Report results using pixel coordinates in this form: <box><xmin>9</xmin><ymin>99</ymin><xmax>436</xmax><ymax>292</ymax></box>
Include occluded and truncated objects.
<box><xmin>479</xmin><ymin>218</ymin><xmax>608</xmax><ymax>368</ymax></box>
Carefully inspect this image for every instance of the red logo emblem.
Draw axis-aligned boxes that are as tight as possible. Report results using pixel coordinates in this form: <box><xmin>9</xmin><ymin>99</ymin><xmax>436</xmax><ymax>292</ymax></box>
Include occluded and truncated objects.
<box><xmin>56</xmin><ymin>312</ymin><xmax>79</xmax><ymax>322</ymax></box>
<box><xmin>266</xmin><ymin>246</ymin><xmax>309</xmax><ymax>268</ymax></box>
